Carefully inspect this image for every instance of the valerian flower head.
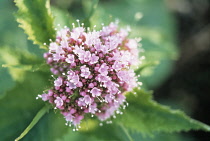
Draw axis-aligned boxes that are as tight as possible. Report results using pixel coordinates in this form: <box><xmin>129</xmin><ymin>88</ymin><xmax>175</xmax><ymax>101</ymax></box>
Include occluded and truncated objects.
<box><xmin>40</xmin><ymin>21</ymin><xmax>141</xmax><ymax>130</ymax></box>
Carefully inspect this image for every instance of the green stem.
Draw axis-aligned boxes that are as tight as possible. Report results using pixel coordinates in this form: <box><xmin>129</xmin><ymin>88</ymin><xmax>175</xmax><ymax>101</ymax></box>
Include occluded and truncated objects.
<box><xmin>15</xmin><ymin>105</ymin><xmax>51</xmax><ymax>141</ymax></box>
<box><xmin>119</xmin><ymin>123</ymin><xmax>134</xmax><ymax>141</ymax></box>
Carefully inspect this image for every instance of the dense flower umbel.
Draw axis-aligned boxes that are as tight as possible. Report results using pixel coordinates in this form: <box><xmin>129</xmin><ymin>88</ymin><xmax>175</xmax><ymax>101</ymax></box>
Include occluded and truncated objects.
<box><xmin>39</xmin><ymin>22</ymin><xmax>140</xmax><ymax>130</ymax></box>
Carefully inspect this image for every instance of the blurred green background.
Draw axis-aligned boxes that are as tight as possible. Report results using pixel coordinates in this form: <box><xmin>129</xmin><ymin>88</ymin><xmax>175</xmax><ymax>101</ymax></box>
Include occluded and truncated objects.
<box><xmin>0</xmin><ymin>0</ymin><xmax>210</xmax><ymax>140</ymax></box>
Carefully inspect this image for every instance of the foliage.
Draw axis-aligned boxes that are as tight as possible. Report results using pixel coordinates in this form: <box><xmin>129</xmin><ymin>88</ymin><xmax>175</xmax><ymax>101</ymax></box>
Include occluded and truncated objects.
<box><xmin>0</xmin><ymin>0</ymin><xmax>209</xmax><ymax>141</ymax></box>
<box><xmin>15</xmin><ymin>0</ymin><xmax>55</xmax><ymax>48</ymax></box>
<box><xmin>0</xmin><ymin>71</ymin><xmax>69</xmax><ymax>141</ymax></box>
<box><xmin>118</xmin><ymin>89</ymin><xmax>210</xmax><ymax>135</ymax></box>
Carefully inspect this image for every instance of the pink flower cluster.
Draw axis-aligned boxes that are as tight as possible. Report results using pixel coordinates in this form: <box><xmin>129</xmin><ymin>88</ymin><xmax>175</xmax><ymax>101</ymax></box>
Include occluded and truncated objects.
<box><xmin>39</xmin><ymin>22</ymin><xmax>139</xmax><ymax>129</ymax></box>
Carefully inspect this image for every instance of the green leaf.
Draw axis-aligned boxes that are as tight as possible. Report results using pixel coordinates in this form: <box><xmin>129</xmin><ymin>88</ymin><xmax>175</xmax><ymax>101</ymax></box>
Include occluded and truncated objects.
<box><xmin>117</xmin><ymin>88</ymin><xmax>210</xmax><ymax>136</ymax></box>
<box><xmin>119</xmin><ymin>123</ymin><xmax>134</xmax><ymax>141</ymax></box>
<box><xmin>0</xmin><ymin>47</ymin><xmax>45</xmax><ymax>82</ymax></box>
<box><xmin>14</xmin><ymin>0</ymin><xmax>55</xmax><ymax>48</ymax></box>
<box><xmin>15</xmin><ymin>105</ymin><xmax>51</xmax><ymax>141</ymax></box>
<box><xmin>58</xmin><ymin>118</ymin><xmax>197</xmax><ymax>141</ymax></box>
<box><xmin>0</xmin><ymin>67</ymin><xmax>15</xmax><ymax>99</ymax></box>
<box><xmin>82</xmin><ymin>0</ymin><xmax>99</xmax><ymax>27</ymax></box>
<box><xmin>51</xmin><ymin>6</ymin><xmax>76</xmax><ymax>28</ymax></box>
<box><xmin>22</xmin><ymin>108</ymin><xmax>69</xmax><ymax>141</ymax></box>
<box><xmin>0</xmin><ymin>71</ymin><xmax>68</xmax><ymax>141</ymax></box>
<box><xmin>60</xmin><ymin>121</ymin><xmax>131</xmax><ymax>141</ymax></box>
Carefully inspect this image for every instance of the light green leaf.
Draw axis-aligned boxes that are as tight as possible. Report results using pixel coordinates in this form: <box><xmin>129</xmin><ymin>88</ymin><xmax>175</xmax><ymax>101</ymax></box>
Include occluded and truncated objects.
<box><xmin>0</xmin><ymin>47</ymin><xmax>45</xmax><ymax>81</ymax></box>
<box><xmin>14</xmin><ymin>0</ymin><xmax>55</xmax><ymax>48</ymax></box>
<box><xmin>117</xmin><ymin>88</ymin><xmax>210</xmax><ymax>136</ymax></box>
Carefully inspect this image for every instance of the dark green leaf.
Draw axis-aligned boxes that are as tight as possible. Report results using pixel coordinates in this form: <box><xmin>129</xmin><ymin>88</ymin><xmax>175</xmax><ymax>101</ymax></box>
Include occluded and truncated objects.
<box><xmin>0</xmin><ymin>71</ymin><xmax>68</xmax><ymax>141</ymax></box>
<box><xmin>0</xmin><ymin>67</ymin><xmax>15</xmax><ymax>99</ymax></box>
<box><xmin>117</xmin><ymin>88</ymin><xmax>210</xmax><ymax>136</ymax></box>
<box><xmin>15</xmin><ymin>105</ymin><xmax>51</xmax><ymax>141</ymax></box>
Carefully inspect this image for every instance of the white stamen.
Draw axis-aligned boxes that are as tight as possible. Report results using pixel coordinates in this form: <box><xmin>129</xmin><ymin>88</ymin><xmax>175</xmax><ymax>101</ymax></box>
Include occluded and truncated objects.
<box><xmin>51</xmin><ymin>75</ymin><xmax>56</xmax><ymax>79</ymax></box>
<box><xmin>138</xmin><ymin>82</ymin><xmax>143</xmax><ymax>86</ymax></box>
<box><xmin>76</xmin><ymin>19</ymin><xmax>80</xmax><ymax>27</ymax></box>
<box><xmin>72</xmin><ymin>23</ymin><xmax>75</xmax><ymax>28</ymax></box>
<box><xmin>36</xmin><ymin>95</ymin><xmax>42</xmax><ymax>99</ymax></box>
<box><xmin>97</xmin><ymin>97</ymin><xmax>103</xmax><ymax>102</ymax></box>
<box><xmin>141</xmin><ymin>56</ymin><xmax>145</xmax><ymax>60</ymax></box>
